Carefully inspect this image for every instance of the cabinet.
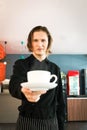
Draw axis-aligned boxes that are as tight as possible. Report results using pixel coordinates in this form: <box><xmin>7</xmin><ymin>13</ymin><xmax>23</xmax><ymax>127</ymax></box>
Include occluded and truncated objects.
<box><xmin>67</xmin><ymin>97</ymin><xmax>87</xmax><ymax>121</ymax></box>
<box><xmin>0</xmin><ymin>93</ymin><xmax>21</xmax><ymax>123</ymax></box>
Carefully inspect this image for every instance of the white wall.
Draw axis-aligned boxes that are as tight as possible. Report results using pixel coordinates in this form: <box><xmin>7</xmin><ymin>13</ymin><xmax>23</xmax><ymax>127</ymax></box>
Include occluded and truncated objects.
<box><xmin>0</xmin><ymin>0</ymin><xmax>87</xmax><ymax>54</ymax></box>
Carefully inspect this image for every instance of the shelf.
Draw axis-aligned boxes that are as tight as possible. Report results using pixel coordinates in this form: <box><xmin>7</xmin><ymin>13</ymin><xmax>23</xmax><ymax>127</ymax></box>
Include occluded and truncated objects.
<box><xmin>67</xmin><ymin>95</ymin><xmax>87</xmax><ymax>99</ymax></box>
<box><xmin>67</xmin><ymin>98</ymin><xmax>87</xmax><ymax>121</ymax></box>
<box><xmin>0</xmin><ymin>89</ymin><xmax>9</xmax><ymax>95</ymax></box>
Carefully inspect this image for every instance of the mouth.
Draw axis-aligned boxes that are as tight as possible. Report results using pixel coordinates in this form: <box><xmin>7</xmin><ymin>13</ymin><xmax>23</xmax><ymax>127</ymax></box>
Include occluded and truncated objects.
<box><xmin>37</xmin><ymin>48</ymin><xmax>44</xmax><ymax>51</ymax></box>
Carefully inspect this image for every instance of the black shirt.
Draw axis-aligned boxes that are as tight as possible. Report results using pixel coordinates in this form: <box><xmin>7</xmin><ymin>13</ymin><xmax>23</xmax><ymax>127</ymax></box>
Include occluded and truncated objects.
<box><xmin>9</xmin><ymin>54</ymin><xmax>65</xmax><ymax>130</ymax></box>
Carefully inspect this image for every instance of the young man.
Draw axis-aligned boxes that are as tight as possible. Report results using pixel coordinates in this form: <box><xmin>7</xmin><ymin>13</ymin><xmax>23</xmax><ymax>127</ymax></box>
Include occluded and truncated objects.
<box><xmin>9</xmin><ymin>26</ymin><xmax>65</xmax><ymax>130</ymax></box>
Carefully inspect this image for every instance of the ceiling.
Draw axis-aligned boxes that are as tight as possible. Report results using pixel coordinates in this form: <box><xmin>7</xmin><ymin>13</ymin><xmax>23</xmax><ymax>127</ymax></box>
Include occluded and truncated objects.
<box><xmin>0</xmin><ymin>0</ymin><xmax>87</xmax><ymax>54</ymax></box>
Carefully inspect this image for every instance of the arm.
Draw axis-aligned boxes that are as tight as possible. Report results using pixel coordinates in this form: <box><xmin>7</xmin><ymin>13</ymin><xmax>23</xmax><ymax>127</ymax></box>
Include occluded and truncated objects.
<box><xmin>56</xmin><ymin>70</ymin><xmax>65</xmax><ymax>130</ymax></box>
<box><xmin>9</xmin><ymin>60</ymin><xmax>27</xmax><ymax>99</ymax></box>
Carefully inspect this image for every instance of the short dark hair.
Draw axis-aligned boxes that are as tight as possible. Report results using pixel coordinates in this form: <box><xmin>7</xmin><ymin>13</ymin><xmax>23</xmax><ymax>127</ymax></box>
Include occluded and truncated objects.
<box><xmin>27</xmin><ymin>26</ymin><xmax>53</xmax><ymax>54</ymax></box>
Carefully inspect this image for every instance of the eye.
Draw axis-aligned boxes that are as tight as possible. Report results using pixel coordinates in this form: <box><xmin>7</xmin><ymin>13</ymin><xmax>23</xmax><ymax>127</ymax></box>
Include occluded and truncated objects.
<box><xmin>33</xmin><ymin>39</ymin><xmax>38</xmax><ymax>42</ymax></box>
<box><xmin>41</xmin><ymin>39</ymin><xmax>46</xmax><ymax>42</ymax></box>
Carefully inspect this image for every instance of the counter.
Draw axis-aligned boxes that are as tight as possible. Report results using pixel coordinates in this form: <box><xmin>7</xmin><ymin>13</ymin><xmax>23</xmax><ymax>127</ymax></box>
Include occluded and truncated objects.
<box><xmin>0</xmin><ymin>93</ymin><xmax>21</xmax><ymax>123</ymax></box>
<box><xmin>67</xmin><ymin>96</ymin><xmax>87</xmax><ymax>121</ymax></box>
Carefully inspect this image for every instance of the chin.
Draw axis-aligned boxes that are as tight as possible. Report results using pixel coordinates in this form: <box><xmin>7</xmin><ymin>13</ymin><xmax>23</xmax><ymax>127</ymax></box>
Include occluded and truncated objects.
<box><xmin>36</xmin><ymin>51</ymin><xmax>45</xmax><ymax>55</ymax></box>
<box><xmin>37</xmin><ymin>53</ymin><xmax>44</xmax><ymax>56</ymax></box>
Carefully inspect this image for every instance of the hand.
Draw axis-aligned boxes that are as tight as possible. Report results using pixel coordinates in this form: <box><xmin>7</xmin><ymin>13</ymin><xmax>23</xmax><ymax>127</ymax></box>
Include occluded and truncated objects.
<box><xmin>21</xmin><ymin>87</ymin><xmax>47</xmax><ymax>102</ymax></box>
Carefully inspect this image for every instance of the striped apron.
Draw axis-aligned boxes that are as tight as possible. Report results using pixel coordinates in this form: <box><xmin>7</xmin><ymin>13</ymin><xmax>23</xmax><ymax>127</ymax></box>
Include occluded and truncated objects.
<box><xmin>16</xmin><ymin>115</ymin><xmax>59</xmax><ymax>130</ymax></box>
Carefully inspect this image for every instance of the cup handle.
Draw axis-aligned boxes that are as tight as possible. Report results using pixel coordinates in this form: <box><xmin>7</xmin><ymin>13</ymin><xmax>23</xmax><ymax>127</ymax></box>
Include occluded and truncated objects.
<box><xmin>50</xmin><ymin>74</ymin><xmax>57</xmax><ymax>83</ymax></box>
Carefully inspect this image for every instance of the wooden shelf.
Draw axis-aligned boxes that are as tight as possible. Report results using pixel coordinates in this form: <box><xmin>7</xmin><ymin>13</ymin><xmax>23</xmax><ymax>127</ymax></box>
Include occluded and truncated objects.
<box><xmin>67</xmin><ymin>97</ymin><xmax>87</xmax><ymax>121</ymax></box>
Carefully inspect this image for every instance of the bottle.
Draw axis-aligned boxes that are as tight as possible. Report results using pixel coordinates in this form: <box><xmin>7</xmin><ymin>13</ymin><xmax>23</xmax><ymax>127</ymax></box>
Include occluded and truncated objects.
<box><xmin>0</xmin><ymin>83</ymin><xmax>3</xmax><ymax>93</ymax></box>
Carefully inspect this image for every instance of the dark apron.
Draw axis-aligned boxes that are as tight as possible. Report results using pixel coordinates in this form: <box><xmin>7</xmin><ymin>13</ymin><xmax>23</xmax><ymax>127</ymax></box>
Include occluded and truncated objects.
<box><xmin>16</xmin><ymin>115</ymin><xmax>59</xmax><ymax>130</ymax></box>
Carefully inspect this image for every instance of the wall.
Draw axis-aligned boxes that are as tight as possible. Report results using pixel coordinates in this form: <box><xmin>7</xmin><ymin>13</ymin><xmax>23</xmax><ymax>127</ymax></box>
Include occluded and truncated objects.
<box><xmin>0</xmin><ymin>0</ymin><xmax>87</xmax><ymax>54</ymax></box>
<box><xmin>3</xmin><ymin>54</ymin><xmax>87</xmax><ymax>79</ymax></box>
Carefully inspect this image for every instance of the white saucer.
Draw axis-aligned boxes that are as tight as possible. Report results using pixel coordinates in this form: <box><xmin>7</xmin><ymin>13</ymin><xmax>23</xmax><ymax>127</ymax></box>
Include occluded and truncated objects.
<box><xmin>21</xmin><ymin>82</ymin><xmax>57</xmax><ymax>91</ymax></box>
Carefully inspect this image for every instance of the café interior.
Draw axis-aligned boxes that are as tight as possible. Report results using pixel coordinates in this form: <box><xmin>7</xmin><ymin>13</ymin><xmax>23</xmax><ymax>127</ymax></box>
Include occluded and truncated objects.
<box><xmin>0</xmin><ymin>0</ymin><xmax>87</xmax><ymax>130</ymax></box>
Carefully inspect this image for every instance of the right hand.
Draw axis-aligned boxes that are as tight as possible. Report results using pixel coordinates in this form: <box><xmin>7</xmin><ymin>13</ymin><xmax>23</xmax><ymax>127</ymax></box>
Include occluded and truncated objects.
<box><xmin>21</xmin><ymin>87</ymin><xmax>47</xmax><ymax>102</ymax></box>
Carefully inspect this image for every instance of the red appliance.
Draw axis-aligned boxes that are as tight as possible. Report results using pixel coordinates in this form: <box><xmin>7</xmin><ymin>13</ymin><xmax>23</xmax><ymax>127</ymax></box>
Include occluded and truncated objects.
<box><xmin>0</xmin><ymin>44</ymin><xmax>6</xmax><ymax>60</ymax></box>
<box><xmin>0</xmin><ymin>44</ymin><xmax>6</xmax><ymax>93</ymax></box>
<box><xmin>0</xmin><ymin>62</ymin><xmax>6</xmax><ymax>82</ymax></box>
<box><xmin>67</xmin><ymin>70</ymin><xmax>80</xmax><ymax>96</ymax></box>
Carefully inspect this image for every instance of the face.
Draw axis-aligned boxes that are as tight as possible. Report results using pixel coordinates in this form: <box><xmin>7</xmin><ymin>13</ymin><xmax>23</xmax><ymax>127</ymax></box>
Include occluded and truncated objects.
<box><xmin>31</xmin><ymin>31</ymin><xmax>48</xmax><ymax>57</ymax></box>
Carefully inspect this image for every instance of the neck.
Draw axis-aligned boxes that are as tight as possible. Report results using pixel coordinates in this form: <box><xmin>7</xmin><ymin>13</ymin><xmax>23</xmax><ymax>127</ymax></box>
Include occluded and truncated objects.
<box><xmin>32</xmin><ymin>53</ymin><xmax>47</xmax><ymax>61</ymax></box>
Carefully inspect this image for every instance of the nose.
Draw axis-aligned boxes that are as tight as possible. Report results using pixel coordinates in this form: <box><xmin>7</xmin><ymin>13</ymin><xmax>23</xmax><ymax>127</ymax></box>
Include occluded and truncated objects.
<box><xmin>38</xmin><ymin>41</ymin><xmax>43</xmax><ymax>47</ymax></box>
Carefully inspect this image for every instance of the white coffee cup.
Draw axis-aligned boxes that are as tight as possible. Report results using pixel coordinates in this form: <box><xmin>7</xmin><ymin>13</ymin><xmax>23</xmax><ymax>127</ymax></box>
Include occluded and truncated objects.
<box><xmin>27</xmin><ymin>70</ymin><xmax>57</xmax><ymax>84</ymax></box>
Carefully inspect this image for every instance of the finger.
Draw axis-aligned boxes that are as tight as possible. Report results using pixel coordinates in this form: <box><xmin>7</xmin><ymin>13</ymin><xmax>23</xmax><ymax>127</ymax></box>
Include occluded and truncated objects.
<box><xmin>32</xmin><ymin>90</ymin><xmax>47</xmax><ymax>95</ymax></box>
<box><xmin>27</xmin><ymin>96</ymin><xmax>40</xmax><ymax>102</ymax></box>
<box><xmin>21</xmin><ymin>87</ymin><xmax>32</xmax><ymax>93</ymax></box>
